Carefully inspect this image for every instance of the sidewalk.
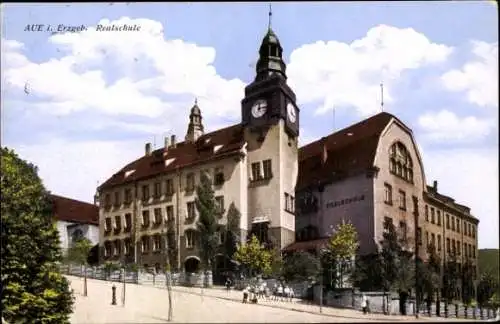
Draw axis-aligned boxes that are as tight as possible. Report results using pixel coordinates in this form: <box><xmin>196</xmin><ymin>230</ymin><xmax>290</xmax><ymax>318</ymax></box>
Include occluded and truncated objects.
<box><xmin>169</xmin><ymin>285</ymin><xmax>436</xmax><ymax>322</ymax></box>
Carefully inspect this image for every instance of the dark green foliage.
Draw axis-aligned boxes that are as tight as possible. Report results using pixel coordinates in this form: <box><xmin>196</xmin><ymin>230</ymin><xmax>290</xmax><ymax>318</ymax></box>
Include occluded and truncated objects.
<box><xmin>87</xmin><ymin>244</ymin><xmax>100</xmax><ymax>266</ymax></box>
<box><xmin>478</xmin><ymin>249</ymin><xmax>499</xmax><ymax>281</ymax></box>
<box><xmin>224</xmin><ymin>202</ymin><xmax>241</xmax><ymax>261</ymax></box>
<box><xmin>1</xmin><ymin>147</ymin><xmax>74</xmax><ymax>323</ymax></box>
<box><xmin>352</xmin><ymin>253</ymin><xmax>384</xmax><ymax>291</ymax></box>
<box><xmin>195</xmin><ymin>172</ymin><xmax>219</xmax><ymax>270</ymax></box>
<box><xmin>282</xmin><ymin>251</ymin><xmax>320</xmax><ymax>282</ymax></box>
<box><xmin>443</xmin><ymin>252</ymin><xmax>461</xmax><ymax>301</ymax></box>
<box><xmin>477</xmin><ymin>271</ymin><xmax>499</xmax><ymax>307</ymax></box>
<box><xmin>461</xmin><ymin>260</ymin><xmax>475</xmax><ymax>304</ymax></box>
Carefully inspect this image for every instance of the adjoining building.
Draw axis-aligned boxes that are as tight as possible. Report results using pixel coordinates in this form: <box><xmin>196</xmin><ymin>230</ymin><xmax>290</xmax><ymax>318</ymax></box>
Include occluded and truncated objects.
<box><xmin>285</xmin><ymin>112</ymin><xmax>479</xmax><ymax>298</ymax></box>
<box><xmin>96</xmin><ymin>26</ymin><xmax>300</xmax><ymax>277</ymax></box>
<box><xmin>51</xmin><ymin>194</ymin><xmax>99</xmax><ymax>254</ymax></box>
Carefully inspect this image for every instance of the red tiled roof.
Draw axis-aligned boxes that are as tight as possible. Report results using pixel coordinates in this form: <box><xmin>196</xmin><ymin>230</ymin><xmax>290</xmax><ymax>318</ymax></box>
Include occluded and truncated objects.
<box><xmin>296</xmin><ymin>112</ymin><xmax>395</xmax><ymax>190</ymax></box>
<box><xmin>283</xmin><ymin>237</ymin><xmax>330</xmax><ymax>252</ymax></box>
<box><xmin>50</xmin><ymin>194</ymin><xmax>99</xmax><ymax>225</ymax></box>
<box><xmin>99</xmin><ymin>124</ymin><xmax>245</xmax><ymax>190</ymax></box>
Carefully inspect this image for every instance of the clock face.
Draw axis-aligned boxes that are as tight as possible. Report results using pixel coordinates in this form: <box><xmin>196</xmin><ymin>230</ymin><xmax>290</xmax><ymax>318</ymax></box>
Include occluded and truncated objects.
<box><xmin>287</xmin><ymin>102</ymin><xmax>296</xmax><ymax>123</ymax></box>
<box><xmin>251</xmin><ymin>99</ymin><xmax>268</xmax><ymax>118</ymax></box>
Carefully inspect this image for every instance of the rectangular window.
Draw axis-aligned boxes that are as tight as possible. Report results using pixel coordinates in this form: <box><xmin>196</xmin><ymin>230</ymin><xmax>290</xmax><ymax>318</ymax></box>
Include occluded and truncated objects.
<box><xmin>425</xmin><ymin>231</ymin><xmax>429</xmax><ymax>247</ymax></box>
<box><xmin>472</xmin><ymin>225</ymin><xmax>476</xmax><ymax>238</ymax></box>
<box><xmin>153</xmin><ymin>236</ymin><xmax>161</xmax><ymax>251</ymax></box>
<box><xmin>124</xmin><ymin>213</ymin><xmax>131</xmax><ymax>232</ymax></box>
<box><xmin>425</xmin><ymin>205</ymin><xmax>429</xmax><ymax>221</ymax></box>
<box><xmin>431</xmin><ymin>207</ymin><xmax>435</xmax><ymax>224</ymax></box>
<box><xmin>166</xmin><ymin>205</ymin><xmax>174</xmax><ymax>221</ymax></box>
<box><xmin>105</xmin><ymin>194</ymin><xmax>111</xmax><ymax>207</ymax></box>
<box><xmin>114</xmin><ymin>215</ymin><xmax>121</xmax><ymax>231</ymax></box>
<box><xmin>446</xmin><ymin>214</ymin><xmax>450</xmax><ymax>229</ymax></box>
<box><xmin>451</xmin><ymin>217</ymin><xmax>455</xmax><ymax>231</ymax></box>
<box><xmin>215</xmin><ymin>196</ymin><xmax>225</xmax><ymax>214</ymax></box>
<box><xmin>124</xmin><ymin>239</ymin><xmax>131</xmax><ymax>255</ymax></box>
<box><xmin>452</xmin><ymin>240</ymin><xmax>456</xmax><ymax>255</ymax></box>
<box><xmin>464</xmin><ymin>243</ymin><xmax>468</xmax><ymax>258</ymax></box>
<box><xmin>383</xmin><ymin>216</ymin><xmax>392</xmax><ymax>232</ymax></box>
<box><xmin>398</xmin><ymin>190</ymin><xmax>406</xmax><ymax>210</ymax></box>
<box><xmin>456</xmin><ymin>219</ymin><xmax>460</xmax><ymax>233</ymax></box>
<box><xmin>384</xmin><ymin>183</ymin><xmax>393</xmax><ymax>204</ymax></box>
<box><xmin>437</xmin><ymin>210</ymin><xmax>441</xmax><ymax>226</ymax></box>
<box><xmin>446</xmin><ymin>238</ymin><xmax>450</xmax><ymax>253</ymax></box>
<box><xmin>468</xmin><ymin>223</ymin><xmax>471</xmax><ymax>237</ymax></box>
<box><xmin>114</xmin><ymin>191</ymin><xmax>121</xmax><ymax>207</ymax></box>
<box><xmin>125</xmin><ymin>188</ymin><xmax>132</xmax><ymax>204</ymax></box>
<box><xmin>154</xmin><ymin>208</ymin><xmax>162</xmax><ymax>225</ymax></box>
<box><xmin>186</xmin><ymin>231</ymin><xmax>195</xmax><ymax>248</ymax></box>
<box><xmin>141</xmin><ymin>236</ymin><xmax>150</xmax><ymax>253</ymax></box>
<box><xmin>105</xmin><ymin>217</ymin><xmax>112</xmax><ymax>232</ymax></box>
<box><xmin>251</xmin><ymin>162</ymin><xmax>262</xmax><ymax>181</ymax></box>
<box><xmin>142</xmin><ymin>185</ymin><xmax>150</xmax><ymax>202</ymax></box>
<box><xmin>263</xmin><ymin>159</ymin><xmax>272</xmax><ymax>179</ymax></box>
<box><xmin>214</xmin><ymin>167</ymin><xmax>225</xmax><ymax>185</ymax></box>
<box><xmin>417</xmin><ymin>227</ymin><xmax>422</xmax><ymax>245</ymax></box>
<box><xmin>186</xmin><ymin>173</ymin><xmax>195</xmax><ymax>192</ymax></box>
<box><xmin>457</xmin><ymin>241</ymin><xmax>461</xmax><ymax>255</ymax></box>
<box><xmin>142</xmin><ymin>210</ymin><xmax>150</xmax><ymax>228</ymax></box>
<box><xmin>399</xmin><ymin>221</ymin><xmax>407</xmax><ymax>240</ymax></box>
<box><xmin>437</xmin><ymin>235</ymin><xmax>442</xmax><ymax>251</ymax></box>
<box><xmin>431</xmin><ymin>233</ymin><xmax>435</xmax><ymax>248</ymax></box>
<box><xmin>165</xmin><ymin>179</ymin><xmax>174</xmax><ymax>196</ymax></box>
<box><xmin>187</xmin><ymin>202</ymin><xmax>196</xmax><ymax>219</ymax></box>
<box><xmin>472</xmin><ymin>245</ymin><xmax>476</xmax><ymax>258</ymax></box>
<box><xmin>154</xmin><ymin>182</ymin><xmax>161</xmax><ymax>198</ymax></box>
<box><xmin>114</xmin><ymin>241</ymin><xmax>120</xmax><ymax>256</ymax></box>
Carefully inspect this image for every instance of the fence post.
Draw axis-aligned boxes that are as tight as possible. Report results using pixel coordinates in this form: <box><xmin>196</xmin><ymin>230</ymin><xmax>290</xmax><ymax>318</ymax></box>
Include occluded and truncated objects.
<box><xmin>487</xmin><ymin>308</ymin><xmax>491</xmax><ymax>319</ymax></box>
<box><xmin>480</xmin><ymin>307</ymin><xmax>484</xmax><ymax>320</ymax></box>
<box><xmin>473</xmin><ymin>306</ymin><xmax>477</xmax><ymax>319</ymax></box>
<box><xmin>455</xmin><ymin>304</ymin><xmax>458</xmax><ymax>318</ymax></box>
<box><xmin>444</xmin><ymin>302</ymin><xmax>448</xmax><ymax>318</ymax></box>
<box><xmin>464</xmin><ymin>305</ymin><xmax>468</xmax><ymax>319</ymax></box>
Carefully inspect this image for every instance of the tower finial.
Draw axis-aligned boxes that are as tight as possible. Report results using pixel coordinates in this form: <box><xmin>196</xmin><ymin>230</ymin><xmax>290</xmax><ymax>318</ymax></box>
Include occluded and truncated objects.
<box><xmin>195</xmin><ymin>97</ymin><xmax>198</xmax><ymax>105</ymax></box>
<box><xmin>268</xmin><ymin>3</ymin><xmax>272</xmax><ymax>29</ymax></box>
<box><xmin>380</xmin><ymin>81</ymin><xmax>384</xmax><ymax>112</ymax></box>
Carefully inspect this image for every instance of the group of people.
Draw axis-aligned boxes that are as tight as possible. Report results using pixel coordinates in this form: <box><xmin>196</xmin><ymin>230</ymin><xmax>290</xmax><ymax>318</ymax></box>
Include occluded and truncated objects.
<box><xmin>241</xmin><ymin>281</ymin><xmax>296</xmax><ymax>304</ymax></box>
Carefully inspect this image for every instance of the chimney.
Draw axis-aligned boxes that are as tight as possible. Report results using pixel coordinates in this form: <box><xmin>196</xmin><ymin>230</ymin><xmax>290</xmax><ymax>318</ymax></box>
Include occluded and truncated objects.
<box><xmin>433</xmin><ymin>180</ymin><xmax>438</xmax><ymax>192</ymax></box>
<box><xmin>321</xmin><ymin>137</ymin><xmax>328</xmax><ymax>165</ymax></box>
<box><xmin>145</xmin><ymin>142</ymin><xmax>152</xmax><ymax>156</ymax></box>
<box><xmin>170</xmin><ymin>135</ymin><xmax>176</xmax><ymax>148</ymax></box>
<box><xmin>164</xmin><ymin>137</ymin><xmax>170</xmax><ymax>150</ymax></box>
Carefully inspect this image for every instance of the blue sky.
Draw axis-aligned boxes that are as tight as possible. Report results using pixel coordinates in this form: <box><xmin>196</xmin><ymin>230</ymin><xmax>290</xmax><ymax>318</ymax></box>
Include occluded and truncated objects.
<box><xmin>1</xmin><ymin>2</ymin><xmax>498</xmax><ymax>248</ymax></box>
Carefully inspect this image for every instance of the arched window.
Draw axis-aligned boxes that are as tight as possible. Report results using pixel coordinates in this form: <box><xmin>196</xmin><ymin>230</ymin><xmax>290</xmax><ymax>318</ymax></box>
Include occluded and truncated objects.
<box><xmin>389</xmin><ymin>142</ymin><xmax>414</xmax><ymax>183</ymax></box>
<box><xmin>71</xmin><ymin>228</ymin><xmax>84</xmax><ymax>246</ymax></box>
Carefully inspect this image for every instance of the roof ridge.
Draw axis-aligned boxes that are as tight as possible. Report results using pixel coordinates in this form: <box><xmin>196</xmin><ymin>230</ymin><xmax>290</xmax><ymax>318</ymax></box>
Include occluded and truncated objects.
<box><xmin>50</xmin><ymin>194</ymin><xmax>96</xmax><ymax>208</ymax></box>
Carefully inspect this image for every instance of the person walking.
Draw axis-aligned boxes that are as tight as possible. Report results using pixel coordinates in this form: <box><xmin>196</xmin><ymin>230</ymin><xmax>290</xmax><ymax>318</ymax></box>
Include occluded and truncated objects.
<box><xmin>361</xmin><ymin>294</ymin><xmax>368</xmax><ymax>314</ymax></box>
<box><xmin>242</xmin><ymin>286</ymin><xmax>249</xmax><ymax>303</ymax></box>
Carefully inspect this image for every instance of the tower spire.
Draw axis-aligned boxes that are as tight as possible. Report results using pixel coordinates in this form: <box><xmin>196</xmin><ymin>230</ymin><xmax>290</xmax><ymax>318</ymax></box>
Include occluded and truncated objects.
<box><xmin>185</xmin><ymin>98</ymin><xmax>204</xmax><ymax>142</ymax></box>
<box><xmin>268</xmin><ymin>3</ymin><xmax>272</xmax><ymax>30</ymax></box>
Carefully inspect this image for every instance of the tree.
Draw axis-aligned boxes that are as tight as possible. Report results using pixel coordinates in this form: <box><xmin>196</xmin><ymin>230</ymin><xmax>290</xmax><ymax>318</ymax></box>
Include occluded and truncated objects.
<box><xmin>195</xmin><ymin>171</ymin><xmax>219</xmax><ymax>282</ymax></box>
<box><xmin>324</xmin><ymin>221</ymin><xmax>359</xmax><ymax>288</ymax></box>
<box><xmin>461</xmin><ymin>260</ymin><xmax>475</xmax><ymax>304</ymax></box>
<box><xmin>234</xmin><ymin>235</ymin><xmax>272</xmax><ymax>277</ymax></box>
<box><xmin>224</xmin><ymin>202</ymin><xmax>241</xmax><ymax>263</ymax></box>
<box><xmin>66</xmin><ymin>238</ymin><xmax>93</xmax><ymax>297</ymax></box>
<box><xmin>282</xmin><ymin>251</ymin><xmax>320</xmax><ymax>282</ymax></box>
<box><xmin>443</xmin><ymin>252</ymin><xmax>460</xmax><ymax>302</ymax></box>
<box><xmin>477</xmin><ymin>271</ymin><xmax>499</xmax><ymax>307</ymax></box>
<box><xmin>1</xmin><ymin>147</ymin><xmax>74</xmax><ymax>323</ymax></box>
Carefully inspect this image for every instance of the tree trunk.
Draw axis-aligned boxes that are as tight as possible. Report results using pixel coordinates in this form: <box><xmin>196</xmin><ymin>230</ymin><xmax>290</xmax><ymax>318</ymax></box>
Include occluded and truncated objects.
<box><xmin>166</xmin><ymin>271</ymin><xmax>173</xmax><ymax>321</ymax></box>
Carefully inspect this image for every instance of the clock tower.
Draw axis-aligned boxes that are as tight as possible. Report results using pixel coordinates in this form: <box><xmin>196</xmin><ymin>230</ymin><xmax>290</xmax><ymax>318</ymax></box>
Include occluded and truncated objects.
<box><xmin>241</xmin><ymin>22</ymin><xmax>299</xmax><ymax>251</ymax></box>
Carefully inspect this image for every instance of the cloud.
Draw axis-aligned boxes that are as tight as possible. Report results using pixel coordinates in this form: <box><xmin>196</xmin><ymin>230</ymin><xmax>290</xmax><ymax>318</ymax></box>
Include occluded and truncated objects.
<box><xmin>2</xmin><ymin>16</ymin><xmax>246</xmax><ymax>119</ymax></box>
<box><xmin>287</xmin><ymin>24</ymin><xmax>453</xmax><ymax>116</ymax></box>
<box><xmin>417</xmin><ymin>110</ymin><xmax>495</xmax><ymax>143</ymax></box>
<box><xmin>422</xmin><ymin>147</ymin><xmax>498</xmax><ymax>249</ymax></box>
<box><xmin>441</xmin><ymin>41</ymin><xmax>499</xmax><ymax>108</ymax></box>
<box><xmin>15</xmin><ymin>138</ymin><xmax>143</xmax><ymax>203</ymax></box>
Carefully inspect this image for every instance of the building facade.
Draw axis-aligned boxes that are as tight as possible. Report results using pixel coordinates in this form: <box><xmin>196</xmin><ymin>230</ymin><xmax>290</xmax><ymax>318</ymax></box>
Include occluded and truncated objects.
<box><xmin>97</xmin><ymin>27</ymin><xmax>300</xmax><ymax>274</ymax></box>
<box><xmin>286</xmin><ymin>112</ymin><xmax>479</xmax><ymax>296</ymax></box>
<box><xmin>51</xmin><ymin>194</ymin><xmax>99</xmax><ymax>254</ymax></box>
